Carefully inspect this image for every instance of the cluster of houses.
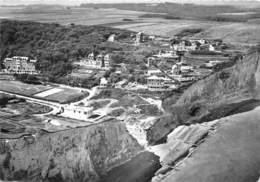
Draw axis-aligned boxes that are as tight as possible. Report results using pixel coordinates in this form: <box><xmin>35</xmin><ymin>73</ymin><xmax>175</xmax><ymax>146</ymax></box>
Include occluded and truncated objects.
<box><xmin>146</xmin><ymin>74</ymin><xmax>176</xmax><ymax>91</ymax></box>
<box><xmin>80</xmin><ymin>52</ymin><xmax>110</xmax><ymax>70</ymax></box>
<box><xmin>145</xmin><ymin>61</ymin><xmax>196</xmax><ymax>91</ymax></box>
<box><xmin>2</xmin><ymin>56</ymin><xmax>38</xmax><ymax>75</ymax></box>
<box><xmin>137</xmin><ymin>36</ymin><xmax>227</xmax><ymax>91</ymax></box>
<box><xmin>170</xmin><ymin>38</ymin><xmax>224</xmax><ymax>53</ymax></box>
<box><xmin>132</xmin><ymin>31</ymin><xmax>223</xmax><ymax>53</ymax></box>
<box><xmin>0</xmin><ymin>32</ymin><xmax>226</xmax><ymax>95</ymax></box>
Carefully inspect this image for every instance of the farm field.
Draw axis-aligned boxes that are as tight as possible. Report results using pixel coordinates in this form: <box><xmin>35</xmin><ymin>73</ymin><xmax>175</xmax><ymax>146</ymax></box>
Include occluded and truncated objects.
<box><xmin>1</xmin><ymin>6</ymin><xmax>260</xmax><ymax>46</ymax></box>
<box><xmin>113</xmin><ymin>18</ymin><xmax>260</xmax><ymax>45</ymax></box>
<box><xmin>113</xmin><ymin>19</ymin><xmax>216</xmax><ymax>35</ymax></box>
<box><xmin>194</xmin><ymin>23</ymin><xmax>260</xmax><ymax>45</ymax></box>
<box><xmin>0</xmin><ymin>6</ymin><xmax>145</xmax><ymax>26</ymax></box>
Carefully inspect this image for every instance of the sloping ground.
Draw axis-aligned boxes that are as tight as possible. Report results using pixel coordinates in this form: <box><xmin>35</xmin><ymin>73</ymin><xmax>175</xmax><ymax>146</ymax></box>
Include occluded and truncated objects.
<box><xmin>194</xmin><ymin>23</ymin><xmax>260</xmax><ymax>45</ymax></box>
<box><xmin>113</xmin><ymin>19</ymin><xmax>216</xmax><ymax>38</ymax></box>
<box><xmin>114</xmin><ymin>19</ymin><xmax>260</xmax><ymax>45</ymax></box>
<box><xmin>149</xmin><ymin>123</ymin><xmax>213</xmax><ymax>163</ymax></box>
<box><xmin>149</xmin><ymin>121</ymin><xmax>219</xmax><ymax>182</ymax></box>
<box><xmin>146</xmin><ymin>50</ymin><xmax>260</xmax><ymax>145</ymax></box>
<box><xmin>0</xmin><ymin>119</ymin><xmax>148</xmax><ymax>182</ymax></box>
<box><xmin>158</xmin><ymin>106</ymin><xmax>260</xmax><ymax>182</ymax></box>
<box><xmin>0</xmin><ymin>7</ymin><xmax>144</xmax><ymax>26</ymax></box>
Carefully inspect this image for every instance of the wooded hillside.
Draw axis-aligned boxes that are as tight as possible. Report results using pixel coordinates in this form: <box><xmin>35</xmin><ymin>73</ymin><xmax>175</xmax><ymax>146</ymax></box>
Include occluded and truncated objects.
<box><xmin>0</xmin><ymin>19</ymin><xmax>132</xmax><ymax>80</ymax></box>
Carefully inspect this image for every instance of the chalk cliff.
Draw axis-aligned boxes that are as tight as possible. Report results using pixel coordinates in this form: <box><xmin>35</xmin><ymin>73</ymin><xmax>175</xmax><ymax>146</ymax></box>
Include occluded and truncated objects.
<box><xmin>0</xmin><ymin>119</ymin><xmax>146</xmax><ymax>182</ymax></box>
<box><xmin>146</xmin><ymin>49</ymin><xmax>260</xmax><ymax>144</ymax></box>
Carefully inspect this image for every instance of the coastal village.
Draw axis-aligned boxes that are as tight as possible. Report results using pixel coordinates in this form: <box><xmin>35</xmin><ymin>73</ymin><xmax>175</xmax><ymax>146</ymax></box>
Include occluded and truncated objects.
<box><xmin>0</xmin><ymin>31</ymin><xmax>230</xmax><ymax>92</ymax></box>
<box><xmin>0</xmin><ymin>3</ymin><xmax>259</xmax><ymax>182</ymax></box>
<box><xmin>0</xmin><ymin>30</ymin><xmax>235</xmax><ymax>127</ymax></box>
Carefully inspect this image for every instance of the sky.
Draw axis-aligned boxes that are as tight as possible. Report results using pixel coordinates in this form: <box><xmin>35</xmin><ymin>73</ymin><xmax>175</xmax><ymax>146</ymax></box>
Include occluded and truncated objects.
<box><xmin>1</xmin><ymin>0</ymin><xmax>260</xmax><ymax>5</ymax></box>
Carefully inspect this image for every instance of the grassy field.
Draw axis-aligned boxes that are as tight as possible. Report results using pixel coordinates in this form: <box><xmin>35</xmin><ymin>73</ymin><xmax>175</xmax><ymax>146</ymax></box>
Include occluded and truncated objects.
<box><xmin>42</xmin><ymin>88</ymin><xmax>88</xmax><ymax>104</ymax></box>
<box><xmin>113</xmin><ymin>18</ymin><xmax>260</xmax><ymax>45</ymax></box>
<box><xmin>0</xmin><ymin>80</ymin><xmax>51</xmax><ymax>95</ymax></box>
<box><xmin>0</xmin><ymin>6</ymin><xmax>144</xmax><ymax>26</ymax></box>
<box><xmin>113</xmin><ymin>19</ymin><xmax>215</xmax><ymax>35</ymax></box>
<box><xmin>0</xmin><ymin>80</ymin><xmax>88</xmax><ymax>103</ymax></box>
<box><xmin>5</xmin><ymin>101</ymin><xmax>53</xmax><ymax>115</ymax></box>
<box><xmin>1</xmin><ymin>5</ymin><xmax>260</xmax><ymax>46</ymax></box>
<box><xmin>162</xmin><ymin>107</ymin><xmax>260</xmax><ymax>182</ymax></box>
<box><xmin>195</xmin><ymin>23</ymin><xmax>260</xmax><ymax>45</ymax></box>
<box><xmin>111</xmin><ymin>14</ymin><xmax>260</xmax><ymax>46</ymax></box>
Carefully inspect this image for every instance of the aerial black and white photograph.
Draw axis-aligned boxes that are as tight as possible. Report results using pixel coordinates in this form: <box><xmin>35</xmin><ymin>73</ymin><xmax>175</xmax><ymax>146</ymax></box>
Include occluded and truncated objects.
<box><xmin>0</xmin><ymin>0</ymin><xmax>260</xmax><ymax>181</ymax></box>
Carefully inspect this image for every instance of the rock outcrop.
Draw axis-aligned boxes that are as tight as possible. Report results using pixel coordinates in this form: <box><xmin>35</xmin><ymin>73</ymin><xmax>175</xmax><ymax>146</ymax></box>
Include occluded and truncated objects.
<box><xmin>0</xmin><ymin>119</ymin><xmax>145</xmax><ymax>182</ymax></box>
<box><xmin>146</xmin><ymin>50</ymin><xmax>260</xmax><ymax>144</ymax></box>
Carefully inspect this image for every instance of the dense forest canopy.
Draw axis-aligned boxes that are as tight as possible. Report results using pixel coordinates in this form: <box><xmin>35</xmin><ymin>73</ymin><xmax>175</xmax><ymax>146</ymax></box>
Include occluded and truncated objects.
<box><xmin>0</xmin><ymin>19</ymin><xmax>132</xmax><ymax>80</ymax></box>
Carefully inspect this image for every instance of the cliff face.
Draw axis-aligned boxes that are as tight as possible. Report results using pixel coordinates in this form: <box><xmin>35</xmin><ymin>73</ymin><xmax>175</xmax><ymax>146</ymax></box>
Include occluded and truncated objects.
<box><xmin>0</xmin><ymin>119</ymin><xmax>143</xmax><ymax>182</ymax></box>
<box><xmin>146</xmin><ymin>51</ymin><xmax>260</xmax><ymax>144</ymax></box>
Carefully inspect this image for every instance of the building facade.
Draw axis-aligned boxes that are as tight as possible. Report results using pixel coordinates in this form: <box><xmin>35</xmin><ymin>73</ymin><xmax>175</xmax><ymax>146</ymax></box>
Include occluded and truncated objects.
<box><xmin>81</xmin><ymin>53</ymin><xmax>110</xmax><ymax>70</ymax></box>
<box><xmin>135</xmin><ymin>32</ymin><xmax>144</xmax><ymax>45</ymax></box>
<box><xmin>3</xmin><ymin>56</ymin><xmax>38</xmax><ymax>74</ymax></box>
<box><xmin>147</xmin><ymin>75</ymin><xmax>176</xmax><ymax>91</ymax></box>
<box><xmin>61</xmin><ymin>105</ymin><xmax>94</xmax><ymax>121</ymax></box>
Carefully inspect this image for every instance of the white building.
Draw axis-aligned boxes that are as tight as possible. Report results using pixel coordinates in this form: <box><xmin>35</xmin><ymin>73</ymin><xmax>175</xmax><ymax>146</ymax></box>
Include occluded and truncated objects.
<box><xmin>135</xmin><ymin>32</ymin><xmax>144</xmax><ymax>45</ymax></box>
<box><xmin>171</xmin><ymin>41</ymin><xmax>186</xmax><ymax>52</ymax></box>
<box><xmin>209</xmin><ymin>44</ymin><xmax>215</xmax><ymax>52</ymax></box>
<box><xmin>108</xmin><ymin>34</ymin><xmax>115</xmax><ymax>42</ymax></box>
<box><xmin>3</xmin><ymin>56</ymin><xmax>38</xmax><ymax>74</ymax></box>
<box><xmin>81</xmin><ymin>52</ymin><xmax>110</xmax><ymax>70</ymax></box>
<box><xmin>147</xmin><ymin>75</ymin><xmax>177</xmax><ymax>91</ymax></box>
<box><xmin>176</xmin><ymin>62</ymin><xmax>194</xmax><ymax>73</ymax></box>
<box><xmin>171</xmin><ymin>62</ymin><xmax>195</xmax><ymax>82</ymax></box>
<box><xmin>61</xmin><ymin>105</ymin><xmax>93</xmax><ymax>121</ymax></box>
<box><xmin>171</xmin><ymin>64</ymin><xmax>181</xmax><ymax>75</ymax></box>
<box><xmin>147</xmin><ymin>69</ymin><xmax>163</xmax><ymax>76</ymax></box>
<box><xmin>205</xmin><ymin>60</ymin><xmax>224</xmax><ymax>68</ymax></box>
<box><xmin>171</xmin><ymin>74</ymin><xmax>195</xmax><ymax>82</ymax></box>
<box><xmin>186</xmin><ymin>42</ymin><xmax>197</xmax><ymax>51</ymax></box>
<box><xmin>196</xmin><ymin>39</ymin><xmax>206</xmax><ymax>45</ymax></box>
<box><xmin>99</xmin><ymin>77</ymin><xmax>109</xmax><ymax>89</ymax></box>
<box><xmin>154</xmin><ymin>50</ymin><xmax>179</xmax><ymax>59</ymax></box>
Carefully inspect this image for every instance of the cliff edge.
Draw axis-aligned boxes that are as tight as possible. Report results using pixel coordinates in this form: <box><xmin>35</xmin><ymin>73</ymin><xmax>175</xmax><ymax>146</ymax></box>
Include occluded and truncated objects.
<box><xmin>146</xmin><ymin>48</ymin><xmax>260</xmax><ymax>144</ymax></box>
<box><xmin>0</xmin><ymin>119</ymin><xmax>144</xmax><ymax>182</ymax></box>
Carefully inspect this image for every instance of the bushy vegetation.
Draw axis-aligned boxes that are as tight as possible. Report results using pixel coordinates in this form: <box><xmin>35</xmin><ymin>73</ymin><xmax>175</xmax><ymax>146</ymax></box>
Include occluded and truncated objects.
<box><xmin>176</xmin><ymin>28</ymin><xmax>204</xmax><ymax>38</ymax></box>
<box><xmin>190</xmin><ymin>50</ymin><xmax>222</xmax><ymax>55</ymax></box>
<box><xmin>0</xmin><ymin>93</ymin><xmax>15</xmax><ymax>107</ymax></box>
<box><xmin>139</xmin><ymin>14</ymin><xmax>181</xmax><ymax>20</ymax></box>
<box><xmin>0</xmin><ymin>20</ymin><xmax>132</xmax><ymax>83</ymax></box>
<box><xmin>14</xmin><ymin>74</ymin><xmax>40</xmax><ymax>84</ymax></box>
<box><xmin>205</xmin><ymin>16</ymin><xmax>248</xmax><ymax>22</ymax></box>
